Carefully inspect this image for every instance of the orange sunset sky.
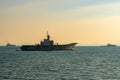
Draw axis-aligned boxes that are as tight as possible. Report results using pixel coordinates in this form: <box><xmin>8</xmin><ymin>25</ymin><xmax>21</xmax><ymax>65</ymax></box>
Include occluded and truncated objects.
<box><xmin>0</xmin><ymin>0</ymin><xmax>120</xmax><ymax>46</ymax></box>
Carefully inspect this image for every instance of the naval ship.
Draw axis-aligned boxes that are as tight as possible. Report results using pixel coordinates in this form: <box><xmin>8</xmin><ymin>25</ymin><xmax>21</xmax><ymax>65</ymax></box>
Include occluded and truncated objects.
<box><xmin>20</xmin><ymin>32</ymin><xmax>77</xmax><ymax>51</ymax></box>
<box><xmin>100</xmin><ymin>44</ymin><xmax>117</xmax><ymax>47</ymax></box>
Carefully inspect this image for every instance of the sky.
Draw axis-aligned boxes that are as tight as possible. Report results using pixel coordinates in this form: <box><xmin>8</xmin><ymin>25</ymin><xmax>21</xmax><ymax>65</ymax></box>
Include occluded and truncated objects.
<box><xmin>0</xmin><ymin>0</ymin><xmax>120</xmax><ymax>46</ymax></box>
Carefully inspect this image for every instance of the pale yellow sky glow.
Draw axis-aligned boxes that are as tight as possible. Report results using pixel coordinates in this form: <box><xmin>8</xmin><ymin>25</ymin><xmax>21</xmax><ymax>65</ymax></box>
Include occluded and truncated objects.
<box><xmin>0</xmin><ymin>0</ymin><xmax>120</xmax><ymax>45</ymax></box>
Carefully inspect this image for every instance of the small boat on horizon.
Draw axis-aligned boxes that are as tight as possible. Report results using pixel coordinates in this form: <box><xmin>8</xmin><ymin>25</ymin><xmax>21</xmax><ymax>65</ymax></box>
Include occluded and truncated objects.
<box><xmin>100</xmin><ymin>43</ymin><xmax>117</xmax><ymax>47</ymax></box>
<box><xmin>6</xmin><ymin>43</ymin><xmax>16</xmax><ymax>47</ymax></box>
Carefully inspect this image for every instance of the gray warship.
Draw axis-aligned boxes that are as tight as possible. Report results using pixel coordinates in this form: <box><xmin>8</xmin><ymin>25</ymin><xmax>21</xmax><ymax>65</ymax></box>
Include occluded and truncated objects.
<box><xmin>20</xmin><ymin>32</ymin><xmax>77</xmax><ymax>51</ymax></box>
<box><xmin>100</xmin><ymin>44</ymin><xmax>117</xmax><ymax>47</ymax></box>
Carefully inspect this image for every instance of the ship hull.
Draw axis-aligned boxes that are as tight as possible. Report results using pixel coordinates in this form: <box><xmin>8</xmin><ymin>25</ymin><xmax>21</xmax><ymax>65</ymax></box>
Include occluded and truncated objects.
<box><xmin>20</xmin><ymin>43</ymin><xmax>77</xmax><ymax>51</ymax></box>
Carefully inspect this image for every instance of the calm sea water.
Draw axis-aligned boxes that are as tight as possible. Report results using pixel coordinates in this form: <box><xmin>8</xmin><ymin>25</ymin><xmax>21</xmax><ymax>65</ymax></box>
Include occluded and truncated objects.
<box><xmin>0</xmin><ymin>46</ymin><xmax>120</xmax><ymax>80</ymax></box>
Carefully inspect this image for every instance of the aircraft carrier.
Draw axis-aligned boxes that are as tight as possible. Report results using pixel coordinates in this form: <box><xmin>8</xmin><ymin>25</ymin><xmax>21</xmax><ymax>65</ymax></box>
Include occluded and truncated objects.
<box><xmin>20</xmin><ymin>32</ymin><xmax>77</xmax><ymax>51</ymax></box>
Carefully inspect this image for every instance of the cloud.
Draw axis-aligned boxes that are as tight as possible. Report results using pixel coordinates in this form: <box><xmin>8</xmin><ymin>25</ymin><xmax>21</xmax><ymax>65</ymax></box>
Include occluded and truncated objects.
<box><xmin>69</xmin><ymin>2</ymin><xmax>120</xmax><ymax>18</ymax></box>
<box><xmin>0</xmin><ymin>1</ymin><xmax>48</xmax><ymax>14</ymax></box>
<box><xmin>0</xmin><ymin>0</ymin><xmax>88</xmax><ymax>13</ymax></box>
<box><xmin>1</xmin><ymin>0</ymin><xmax>120</xmax><ymax>21</ymax></box>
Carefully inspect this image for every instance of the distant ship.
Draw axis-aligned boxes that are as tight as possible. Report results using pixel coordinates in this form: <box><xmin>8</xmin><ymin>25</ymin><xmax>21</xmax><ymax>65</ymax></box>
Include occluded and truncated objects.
<box><xmin>106</xmin><ymin>44</ymin><xmax>117</xmax><ymax>47</ymax></box>
<box><xmin>20</xmin><ymin>32</ymin><xmax>77</xmax><ymax>51</ymax></box>
<box><xmin>6</xmin><ymin>43</ymin><xmax>16</xmax><ymax>47</ymax></box>
<box><xmin>100</xmin><ymin>44</ymin><xmax>117</xmax><ymax>47</ymax></box>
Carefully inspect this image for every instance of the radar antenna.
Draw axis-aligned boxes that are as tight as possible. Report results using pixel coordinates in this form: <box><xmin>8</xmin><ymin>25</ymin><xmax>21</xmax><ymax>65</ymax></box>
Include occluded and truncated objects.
<box><xmin>47</xmin><ymin>31</ymin><xmax>50</xmax><ymax>40</ymax></box>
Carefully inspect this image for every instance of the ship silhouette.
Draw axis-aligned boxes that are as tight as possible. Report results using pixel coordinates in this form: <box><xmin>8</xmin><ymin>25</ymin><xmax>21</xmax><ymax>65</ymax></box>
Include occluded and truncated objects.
<box><xmin>100</xmin><ymin>43</ymin><xmax>117</xmax><ymax>47</ymax></box>
<box><xmin>20</xmin><ymin>32</ymin><xmax>77</xmax><ymax>51</ymax></box>
<box><xmin>6</xmin><ymin>43</ymin><xmax>16</xmax><ymax>47</ymax></box>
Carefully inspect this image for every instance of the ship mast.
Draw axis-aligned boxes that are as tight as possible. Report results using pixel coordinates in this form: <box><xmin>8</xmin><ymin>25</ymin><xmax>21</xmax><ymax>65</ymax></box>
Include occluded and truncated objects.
<box><xmin>47</xmin><ymin>31</ymin><xmax>50</xmax><ymax>40</ymax></box>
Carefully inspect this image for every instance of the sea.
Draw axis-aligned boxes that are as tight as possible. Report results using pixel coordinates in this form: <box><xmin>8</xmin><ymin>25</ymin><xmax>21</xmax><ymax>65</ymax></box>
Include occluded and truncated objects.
<box><xmin>0</xmin><ymin>46</ymin><xmax>120</xmax><ymax>80</ymax></box>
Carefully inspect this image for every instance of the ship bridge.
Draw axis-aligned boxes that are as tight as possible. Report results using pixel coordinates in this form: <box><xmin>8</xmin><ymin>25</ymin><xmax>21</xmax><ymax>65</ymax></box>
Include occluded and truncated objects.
<box><xmin>40</xmin><ymin>32</ymin><xmax>54</xmax><ymax>46</ymax></box>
